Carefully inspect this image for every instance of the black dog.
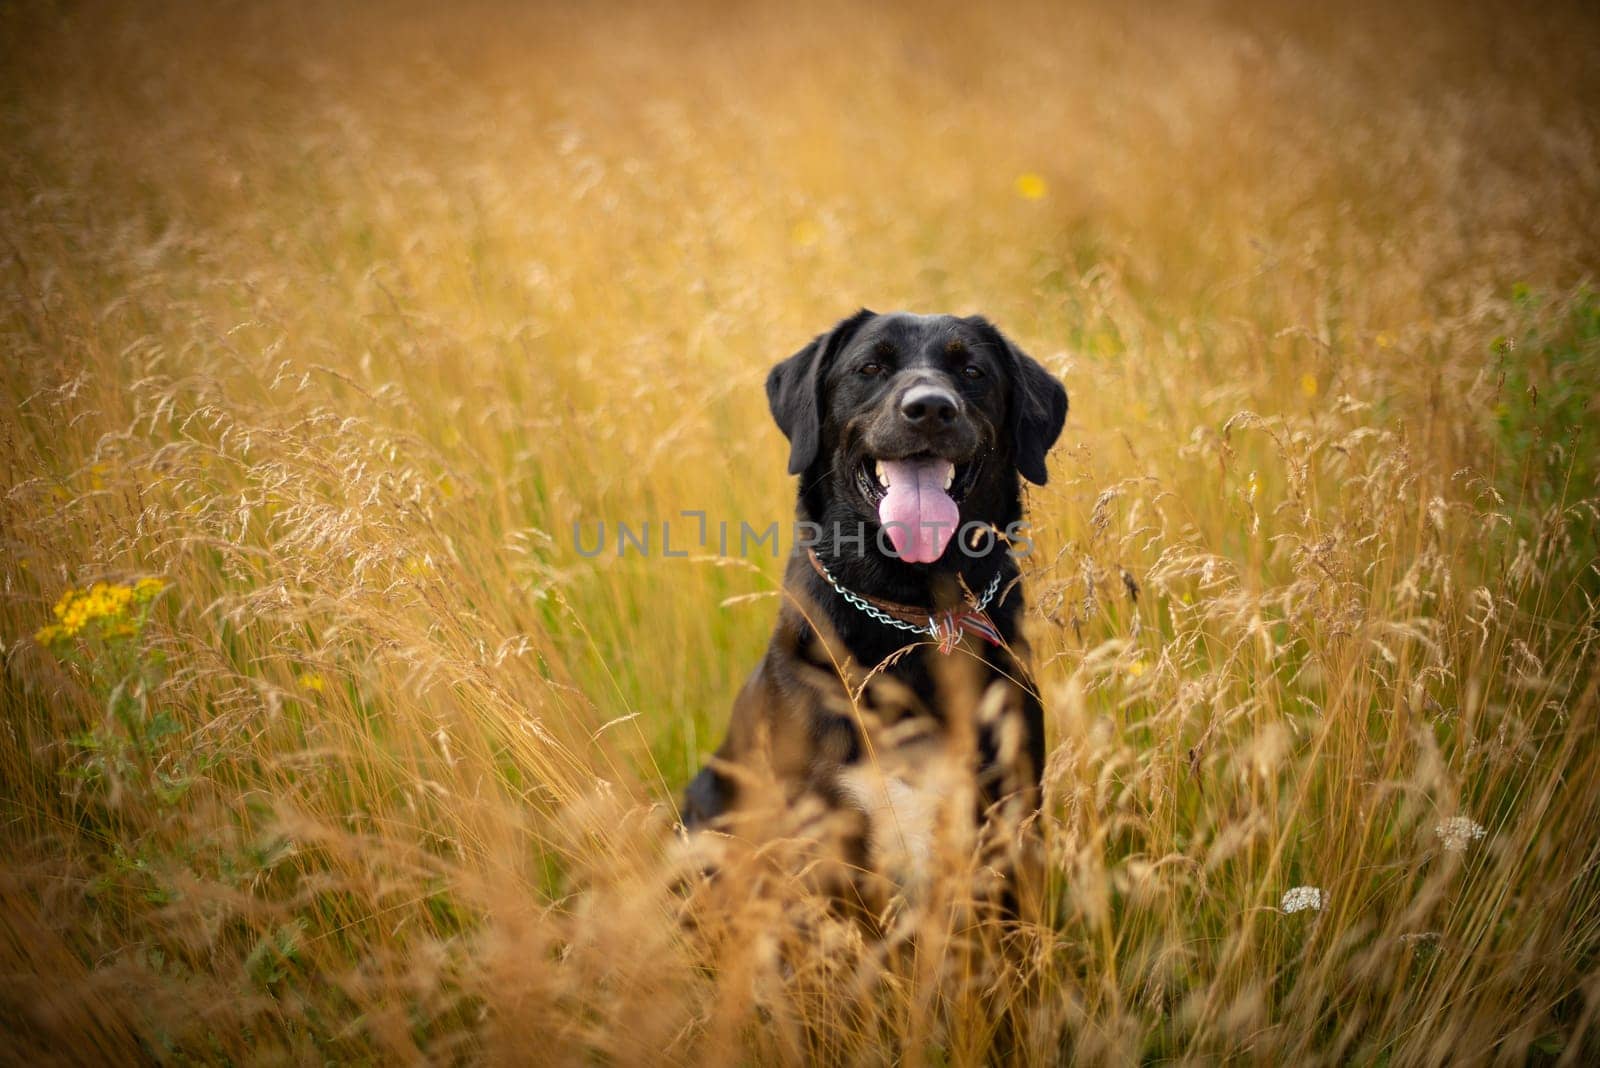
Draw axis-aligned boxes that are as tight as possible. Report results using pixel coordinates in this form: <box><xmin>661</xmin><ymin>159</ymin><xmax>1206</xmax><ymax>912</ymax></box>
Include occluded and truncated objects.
<box><xmin>682</xmin><ymin>310</ymin><xmax>1067</xmax><ymax>898</ymax></box>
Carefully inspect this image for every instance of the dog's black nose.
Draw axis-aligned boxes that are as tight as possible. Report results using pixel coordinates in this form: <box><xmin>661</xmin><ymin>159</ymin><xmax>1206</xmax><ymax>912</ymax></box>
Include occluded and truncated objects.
<box><xmin>900</xmin><ymin>385</ymin><xmax>959</xmax><ymax>427</ymax></box>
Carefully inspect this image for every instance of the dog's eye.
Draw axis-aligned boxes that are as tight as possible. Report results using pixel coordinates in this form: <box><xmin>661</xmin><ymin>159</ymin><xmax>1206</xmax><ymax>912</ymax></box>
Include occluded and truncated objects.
<box><xmin>961</xmin><ymin>365</ymin><xmax>985</xmax><ymax>380</ymax></box>
<box><xmin>858</xmin><ymin>362</ymin><xmax>886</xmax><ymax>377</ymax></box>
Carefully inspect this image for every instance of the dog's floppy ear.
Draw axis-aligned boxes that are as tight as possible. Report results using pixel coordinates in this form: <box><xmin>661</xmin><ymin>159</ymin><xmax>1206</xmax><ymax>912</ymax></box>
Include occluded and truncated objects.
<box><xmin>970</xmin><ymin>317</ymin><xmax>1068</xmax><ymax>485</ymax></box>
<box><xmin>766</xmin><ymin>309</ymin><xmax>875</xmax><ymax>476</ymax></box>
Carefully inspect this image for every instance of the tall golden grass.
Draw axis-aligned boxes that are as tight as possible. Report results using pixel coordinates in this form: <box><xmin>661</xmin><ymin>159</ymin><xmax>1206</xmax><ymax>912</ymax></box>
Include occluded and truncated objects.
<box><xmin>3</xmin><ymin>1</ymin><xmax>1598</xmax><ymax>1062</ymax></box>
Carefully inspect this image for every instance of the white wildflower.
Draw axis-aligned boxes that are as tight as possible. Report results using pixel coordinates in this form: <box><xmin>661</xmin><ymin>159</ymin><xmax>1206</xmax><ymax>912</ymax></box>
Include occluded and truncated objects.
<box><xmin>1281</xmin><ymin>886</ymin><xmax>1324</xmax><ymax>914</ymax></box>
<box><xmin>1435</xmin><ymin>816</ymin><xmax>1486</xmax><ymax>852</ymax></box>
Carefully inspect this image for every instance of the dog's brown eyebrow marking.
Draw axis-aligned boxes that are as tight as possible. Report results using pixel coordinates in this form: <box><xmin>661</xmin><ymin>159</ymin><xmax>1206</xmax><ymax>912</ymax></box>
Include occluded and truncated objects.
<box><xmin>872</xmin><ymin>340</ymin><xmax>897</xmax><ymax>358</ymax></box>
<box><xmin>945</xmin><ymin>339</ymin><xmax>968</xmax><ymax>355</ymax></box>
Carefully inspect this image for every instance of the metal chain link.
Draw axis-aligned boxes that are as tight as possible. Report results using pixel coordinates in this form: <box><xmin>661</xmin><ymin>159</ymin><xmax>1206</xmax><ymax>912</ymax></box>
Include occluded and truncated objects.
<box><xmin>813</xmin><ymin>558</ymin><xmax>1006</xmax><ymax>640</ymax></box>
<box><xmin>971</xmin><ymin>568</ymin><xmax>1005</xmax><ymax>613</ymax></box>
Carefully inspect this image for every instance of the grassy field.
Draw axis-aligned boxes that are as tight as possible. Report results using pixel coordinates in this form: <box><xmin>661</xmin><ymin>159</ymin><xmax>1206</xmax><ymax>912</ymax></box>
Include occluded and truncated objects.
<box><xmin>3</xmin><ymin>1</ymin><xmax>1599</xmax><ymax>1063</ymax></box>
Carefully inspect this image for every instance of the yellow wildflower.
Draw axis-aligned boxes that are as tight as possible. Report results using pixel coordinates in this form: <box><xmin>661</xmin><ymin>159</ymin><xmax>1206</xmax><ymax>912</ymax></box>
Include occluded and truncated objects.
<box><xmin>41</xmin><ymin>577</ymin><xmax>162</xmax><ymax>643</ymax></box>
<box><xmin>1124</xmin><ymin>659</ymin><xmax>1148</xmax><ymax>679</ymax></box>
<box><xmin>1299</xmin><ymin>373</ymin><xmax>1318</xmax><ymax>398</ymax></box>
<box><xmin>55</xmin><ymin>582</ymin><xmax>129</xmax><ymax>635</ymax></box>
<box><xmin>1014</xmin><ymin>173</ymin><xmax>1048</xmax><ymax>200</ymax></box>
<box><xmin>1375</xmin><ymin>331</ymin><xmax>1396</xmax><ymax>349</ymax></box>
<box><xmin>297</xmin><ymin>672</ymin><xmax>326</xmax><ymax>693</ymax></box>
<box><xmin>789</xmin><ymin>218</ymin><xmax>822</xmax><ymax>247</ymax></box>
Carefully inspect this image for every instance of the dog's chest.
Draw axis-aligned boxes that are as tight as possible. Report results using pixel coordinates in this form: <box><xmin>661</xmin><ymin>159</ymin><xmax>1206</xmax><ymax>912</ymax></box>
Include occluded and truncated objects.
<box><xmin>835</xmin><ymin>756</ymin><xmax>968</xmax><ymax>893</ymax></box>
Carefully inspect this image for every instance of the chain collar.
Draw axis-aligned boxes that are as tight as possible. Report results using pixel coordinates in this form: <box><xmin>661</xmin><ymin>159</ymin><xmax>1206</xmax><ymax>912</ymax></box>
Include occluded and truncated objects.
<box><xmin>805</xmin><ymin>548</ymin><xmax>1007</xmax><ymax>653</ymax></box>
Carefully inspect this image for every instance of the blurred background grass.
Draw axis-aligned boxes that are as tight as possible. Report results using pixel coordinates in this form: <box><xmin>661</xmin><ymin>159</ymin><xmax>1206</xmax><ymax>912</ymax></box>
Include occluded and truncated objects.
<box><xmin>2</xmin><ymin>1</ymin><xmax>1598</xmax><ymax>1063</ymax></box>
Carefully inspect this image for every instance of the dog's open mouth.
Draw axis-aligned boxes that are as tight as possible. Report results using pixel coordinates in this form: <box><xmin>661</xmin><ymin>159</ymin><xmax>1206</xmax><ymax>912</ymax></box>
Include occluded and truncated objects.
<box><xmin>854</xmin><ymin>454</ymin><xmax>980</xmax><ymax>563</ymax></box>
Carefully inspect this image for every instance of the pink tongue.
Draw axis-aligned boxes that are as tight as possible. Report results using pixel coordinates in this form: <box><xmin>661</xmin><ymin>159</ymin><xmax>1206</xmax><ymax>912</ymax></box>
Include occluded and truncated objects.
<box><xmin>877</xmin><ymin>459</ymin><xmax>959</xmax><ymax>564</ymax></box>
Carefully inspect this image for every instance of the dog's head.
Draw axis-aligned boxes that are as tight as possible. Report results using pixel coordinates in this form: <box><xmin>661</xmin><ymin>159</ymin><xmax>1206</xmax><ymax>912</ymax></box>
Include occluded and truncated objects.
<box><xmin>767</xmin><ymin>310</ymin><xmax>1067</xmax><ymax>564</ymax></box>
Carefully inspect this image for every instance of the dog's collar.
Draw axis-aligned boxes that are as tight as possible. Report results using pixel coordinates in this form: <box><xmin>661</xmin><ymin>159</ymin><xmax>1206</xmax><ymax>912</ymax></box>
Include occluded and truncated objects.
<box><xmin>804</xmin><ymin>547</ymin><xmax>1006</xmax><ymax>654</ymax></box>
